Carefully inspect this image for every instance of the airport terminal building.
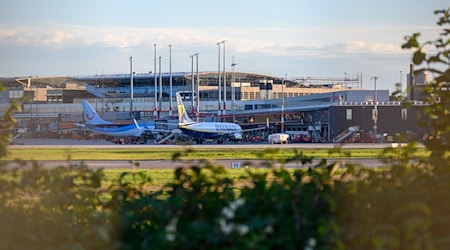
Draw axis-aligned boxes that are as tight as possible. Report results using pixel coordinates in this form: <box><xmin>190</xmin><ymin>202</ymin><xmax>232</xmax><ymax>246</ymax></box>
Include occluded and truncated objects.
<box><xmin>0</xmin><ymin>71</ymin><xmax>428</xmax><ymax>143</ymax></box>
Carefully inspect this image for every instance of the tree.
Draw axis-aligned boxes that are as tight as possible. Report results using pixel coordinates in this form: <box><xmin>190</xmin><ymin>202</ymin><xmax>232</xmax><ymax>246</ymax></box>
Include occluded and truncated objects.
<box><xmin>0</xmin><ymin>84</ymin><xmax>21</xmax><ymax>158</ymax></box>
<box><xmin>402</xmin><ymin>7</ymin><xmax>450</xmax><ymax>166</ymax></box>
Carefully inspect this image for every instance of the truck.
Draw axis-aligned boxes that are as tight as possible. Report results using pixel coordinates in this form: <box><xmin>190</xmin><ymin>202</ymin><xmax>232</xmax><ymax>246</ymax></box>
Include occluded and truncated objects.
<box><xmin>268</xmin><ymin>133</ymin><xmax>290</xmax><ymax>144</ymax></box>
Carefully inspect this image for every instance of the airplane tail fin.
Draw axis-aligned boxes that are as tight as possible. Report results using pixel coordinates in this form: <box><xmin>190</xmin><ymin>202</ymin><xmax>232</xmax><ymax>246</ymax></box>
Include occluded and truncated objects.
<box><xmin>81</xmin><ymin>100</ymin><xmax>110</xmax><ymax>125</ymax></box>
<box><xmin>176</xmin><ymin>92</ymin><xmax>195</xmax><ymax>125</ymax></box>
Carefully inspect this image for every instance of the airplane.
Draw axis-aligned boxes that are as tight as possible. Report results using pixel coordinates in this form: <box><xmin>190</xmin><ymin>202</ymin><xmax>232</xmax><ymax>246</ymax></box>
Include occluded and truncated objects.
<box><xmin>79</xmin><ymin>100</ymin><xmax>155</xmax><ymax>138</ymax></box>
<box><xmin>172</xmin><ymin>92</ymin><xmax>263</xmax><ymax>143</ymax></box>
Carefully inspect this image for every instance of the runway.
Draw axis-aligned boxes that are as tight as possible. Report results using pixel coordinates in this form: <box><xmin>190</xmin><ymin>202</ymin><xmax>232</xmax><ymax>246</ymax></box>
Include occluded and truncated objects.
<box><xmin>5</xmin><ymin>158</ymin><xmax>386</xmax><ymax>169</ymax></box>
<box><xmin>6</xmin><ymin>138</ymin><xmax>397</xmax><ymax>169</ymax></box>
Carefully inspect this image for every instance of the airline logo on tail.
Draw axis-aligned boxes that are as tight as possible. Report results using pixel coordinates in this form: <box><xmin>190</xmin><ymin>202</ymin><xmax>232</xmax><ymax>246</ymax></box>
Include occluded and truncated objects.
<box><xmin>176</xmin><ymin>92</ymin><xmax>194</xmax><ymax>125</ymax></box>
<box><xmin>81</xmin><ymin>100</ymin><xmax>110</xmax><ymax>125</ymax></box>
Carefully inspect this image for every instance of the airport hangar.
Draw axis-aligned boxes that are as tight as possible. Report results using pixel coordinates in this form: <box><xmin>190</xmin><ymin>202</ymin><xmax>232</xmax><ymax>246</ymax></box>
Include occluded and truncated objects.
<box><xmin>1</xmin><ymin>71</ymin><xmax>425</xmax><ymax>142</ymax></box>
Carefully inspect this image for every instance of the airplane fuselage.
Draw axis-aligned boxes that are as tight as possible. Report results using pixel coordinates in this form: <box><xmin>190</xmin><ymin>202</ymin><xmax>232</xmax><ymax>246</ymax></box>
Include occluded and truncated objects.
<box><xmin>179</xmin><ymin>122</ymin><xmax>242</xmax><ymax>139</ymax></box>
<box><xmin>85</xmin><ymin>123</ymin><xmax>144</xmax><ymax>137</ymax></box>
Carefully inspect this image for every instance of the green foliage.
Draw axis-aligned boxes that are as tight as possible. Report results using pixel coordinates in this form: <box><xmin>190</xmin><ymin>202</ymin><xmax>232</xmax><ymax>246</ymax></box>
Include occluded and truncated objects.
<box><xmin>335</xmin><ymin>143</ymin><xmax>450</xmax><ymax>249</ymax></box>
<box><xmin>104</xmin><ymin>155</ymin><xmax>340</xmax><ymax>250</ymax></box>
<box><xmin>390</xmin><ymin>82</ymin><xmax>405</xmax><ymax>101</ymax></box>
<box><xmin>0</xmin><ymin>162</ymin><xmax>117</xmax><ymax>249</ymax></box>
<box><xmin>2</xmin><ymin>148</ymin><xmax>450</xmax><ymax>249</ymax></box>
<box><xmin>0</xmin><ymin>84</ymin><xmax>20</xmax><ymax>158</ymax></box>
<box><xmin>0</xmin><ymin>7</ymin><xmax>449</xmax><ymax>250</ymax></box>
<box><xmin>402</xmin><ymin>7</ymin><xmax>450</xmax><ymax>165</ymax></box>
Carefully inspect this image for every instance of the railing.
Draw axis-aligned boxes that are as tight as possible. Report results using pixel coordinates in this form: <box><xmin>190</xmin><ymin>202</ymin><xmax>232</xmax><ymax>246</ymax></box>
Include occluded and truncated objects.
<box><xmin>335</xmin><ymin>101</ymin><xmax>428</xmax><ymax>106</ymax></box>
<box><xmin>334</xmin><ymin>125</ymin><xmax>359</xmax><ymax>143</ymax></box>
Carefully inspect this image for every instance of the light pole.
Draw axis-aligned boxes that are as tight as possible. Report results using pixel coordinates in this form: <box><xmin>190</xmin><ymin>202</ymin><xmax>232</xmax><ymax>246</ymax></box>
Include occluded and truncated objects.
<box><xmin>217</xmin><ymin>42</ymin><xmax>221</xmax><ymax>117</ymax></box>
<box><xmin>169</xmin><ymin>45</ymin><xmax>173</xmax><ymax>116</ymax></box>
<box><xmin>231</xmin><ymin>56</ymin><xmax>237</xmax><ymax>123</ymax></box>
<box><xmin>281</xmin><ymin>74</ymin><xmax>286</xmax><ymax>133</ymax></box>
<box><xmin>344</xmin><ymin>72</ymin><xmax>347</xmax><ymax>88</ymax></box>
<box><xmin>153</xmin><ymin>44</ymin><xmax>158</xmax><ymax>119</ymax></box>
<box><xmin>195</xmin><ymin>53</ymin><xmax>200</xmax><ymax>122</ymax></box>
<box><xmin>158</xmin><ymin>56</ymin><xmax>162</xmax><ymax>116</ymax></box>
<box><xmin>101</xmin><ymin>69</ymin><xmax>104</xmax><ymax>113</ymax></box>
<box><xmin>221</xmin><ymin>40</ymin><xmax>227</xmax><ymax>115</ymax></box>
<box><xmin>190</xmin><ymin>54</ymin><xmax>195</xmax><ymax>113</ymax></box>
<box><xmin>129</xmin><ymin>56</ymin><xmax>134</xmax><ymax>117</ymax></box>
<box><xmin>400</xmin><ymin>70</ymin><xmax>403</xmax><ymax>99</ymax></box>
<box><xmin>371</xmin><ymin>76</ymin><xmax>378</xmax><ymax>141</ymax></box>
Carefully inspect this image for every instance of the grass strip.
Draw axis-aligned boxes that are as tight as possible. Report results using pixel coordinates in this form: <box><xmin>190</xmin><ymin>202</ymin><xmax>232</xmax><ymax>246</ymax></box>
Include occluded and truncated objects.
<box><xmin>4</xmin><ymin>147</ymin><xmax>428</xmax><ymax>161</ymax></box>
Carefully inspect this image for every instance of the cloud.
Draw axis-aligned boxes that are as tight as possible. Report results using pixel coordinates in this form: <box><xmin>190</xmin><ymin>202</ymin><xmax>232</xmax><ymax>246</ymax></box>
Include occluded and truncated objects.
<box><xmin>0</xmin><ymin>26</ymin><xmax>76</xmax><ymax>48</ymax></box>
<box><xmin>0</xmin><ymin>24</ymin><xmax>405</xmax><ymax>53</ymax></box>
<box><xmin>344</xmin><ymin>40</ymin><xmax>404</xmax><ymax>54</ymax></box>
<box><xmin>43</xmin><ymin>30</ymin><xmax>74</xmax><ymax>45</ymax></box>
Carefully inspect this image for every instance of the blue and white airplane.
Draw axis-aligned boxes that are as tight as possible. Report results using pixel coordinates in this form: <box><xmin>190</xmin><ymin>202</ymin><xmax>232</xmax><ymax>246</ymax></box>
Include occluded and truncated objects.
<box><xmin>176</xmin><ymin>92</ymin><xmax>261</xmax><ymax>141</ymax></box>
<box><xmin>80</xmin><ymin>100</ymin><xmax>155</xmax><ymax>137</ymax></box>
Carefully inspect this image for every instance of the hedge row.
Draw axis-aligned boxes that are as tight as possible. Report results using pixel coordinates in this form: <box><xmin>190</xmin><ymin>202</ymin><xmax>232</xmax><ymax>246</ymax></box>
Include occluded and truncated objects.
<box><xmin>0</xmin><ymin>144</ymin><xmax>449</xmax><ymax>249</ymax></box>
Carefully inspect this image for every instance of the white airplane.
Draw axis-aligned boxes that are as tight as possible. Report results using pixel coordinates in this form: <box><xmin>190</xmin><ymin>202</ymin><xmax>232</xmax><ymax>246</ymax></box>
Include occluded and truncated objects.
<box><xmin>175</xmin><ymin>92</ymin><xmax>262</xmax><ymax>142</ymax></box>
<box><xmin>79</xmin><ymin>100</ymin><xmax>155</xmax><ymax>137</ymax></box>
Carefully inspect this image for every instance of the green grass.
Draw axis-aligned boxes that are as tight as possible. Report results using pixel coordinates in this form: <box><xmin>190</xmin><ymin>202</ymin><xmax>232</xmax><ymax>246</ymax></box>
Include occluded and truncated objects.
<box><xmin>4</xmin><ymin>147</ymin><xmax>411</xmax><ymax>161</ymax></box>
<box><xmin>99</xmin><ymin>167</ymin><xmax>278</xmax><ymax>190</ymax></box>
<box><xmin>101</xmin><ymin>169</ymin><xmax>176</xmax><ymax>187</ymax></box>
<box><xmin>3</xmin><ymin>145</ymin><xmax>429</xmax><ymax>193</ymax></box>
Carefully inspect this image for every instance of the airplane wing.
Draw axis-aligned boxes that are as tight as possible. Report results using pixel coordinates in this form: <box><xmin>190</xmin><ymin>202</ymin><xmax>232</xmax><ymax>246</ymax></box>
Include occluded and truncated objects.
<box><xmin>211</xmin><ymin>126</ymin><xmax>266</xmax><ymax>137</ymax></box>
<box><xmin>133</xmin><ymin>119</ymin><xmax>141</xmax><ymax>130</ymax></box>
<box><xmin>197</xmin><ymin>126</ymin><xmax>266</xmax><ymax>141</ymax></box>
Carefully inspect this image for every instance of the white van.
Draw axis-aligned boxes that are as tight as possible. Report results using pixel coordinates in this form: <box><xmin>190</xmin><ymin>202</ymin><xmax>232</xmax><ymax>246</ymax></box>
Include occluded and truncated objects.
<box><xmin>268</xmin><ymin>133</ymin><xmax>290</xmax><ymax>144</ymax></box>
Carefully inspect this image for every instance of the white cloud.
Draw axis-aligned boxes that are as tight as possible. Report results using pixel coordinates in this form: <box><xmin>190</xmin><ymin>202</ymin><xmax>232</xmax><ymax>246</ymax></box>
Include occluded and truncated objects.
<box><xmin>344</xmin><ymin>40</ymin><xmax>404</xmax><ymax>54</ymax></box>
<box><xmin>0</xmin><ymin>28</ymin><xmax>16</xmax><ymax>39</ymax></box>
<box><xmin>0</xmin><ymin>23</ymin><xmax>417</xmax><ymax>59</ymax></box>
<box><xmin>43</xmin><ymin>30</ymin><xmax>74</xmax><ymax>45</ymax></box>
<box><xmin>0</xmin><ymin>23</ymin><xmax>427</xmax><ymax>90</ymax></box>
<box><xmin>346</xmin><ymin>41</ymin><xmax>366</xmax><ymax>52</ymax></box>
<box><xmin>103</xmin><ymin>33</ymin><xmax>130</xmax><ymax>48</ymax></box>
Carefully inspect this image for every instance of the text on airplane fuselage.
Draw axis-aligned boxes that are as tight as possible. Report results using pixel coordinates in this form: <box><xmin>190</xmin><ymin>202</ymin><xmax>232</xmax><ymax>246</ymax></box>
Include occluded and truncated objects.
<box><xmin>214</xmin><ymin>124</ymin><xmax>240</xmax><ymax>131</ymax></box>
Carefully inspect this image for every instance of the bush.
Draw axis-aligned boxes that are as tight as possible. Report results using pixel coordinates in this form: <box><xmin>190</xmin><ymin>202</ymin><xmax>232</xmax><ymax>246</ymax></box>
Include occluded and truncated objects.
<box><xmin>0</xmin><ymin>162</ymin><xmax>117</xmax><ymax>249</ymax></box>
<box><xmin>110</xmin><ymin>159</ymin><xmax>339</xmax><ymax>250</ymax></box>
<box><xmin>0</xmin><ymin>7</ymin><xmax>448</xmax><ymax>250</ymax></box>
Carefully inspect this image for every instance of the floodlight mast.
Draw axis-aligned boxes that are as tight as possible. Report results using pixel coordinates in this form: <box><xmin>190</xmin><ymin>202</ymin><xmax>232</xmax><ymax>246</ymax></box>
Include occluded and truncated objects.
<box><xmin>281</xmin><ymin>74</ymin><xmax>287</xmax><ymax>133</ymax></box>
<box><xmin>217</xmin><ymin>42</ymin><xmax>221</xmax><ymax>117</ymax></box>
<box><xmin>231</xmin><ymin>57</ymin><xmax>237</xmax><ymax>123</ymax></box>
<box><xmin>159</xmin><ymin>56</ymin><xmax>162</xmax><ymax>114</ymax></box>
<box><xmin>153</xmin><ymin>44</ymin><xmax>158</xmax><ymax>119</ymax></box>
<box><xmin>221</xmin><ymin>40</ymin><xmax>227</xmax><ymax>115</ymax></box>
<box><xmin>190</xmin><ymin>54</ymin><xmax>195</xmax><ymax>113</ymax></box>
<box><xmin>169</xmin><ymin>45</ymin><xmax>173</xmax><ymax>116</ymax></box>
<box><xmin>195</xmin><ymin>53</ymin><xmax>199</xmax><ymax>122</ymax></box>
<box><xmin>129</xmin><ymin>56</ymin><xmax>134</xmax><ymax>117</ymax></box>
<box><xmin>371</xmin><ymin>76</ymin><xmax>379</xmax><ymax>141</ymax></box>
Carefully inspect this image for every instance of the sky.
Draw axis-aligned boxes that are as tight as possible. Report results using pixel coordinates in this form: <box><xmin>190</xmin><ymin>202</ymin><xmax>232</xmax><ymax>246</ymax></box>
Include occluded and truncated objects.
<box><xmin>0</xmin><ymin>0</ymin><xmax>448</xmax><ymax>92</ymax></box>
